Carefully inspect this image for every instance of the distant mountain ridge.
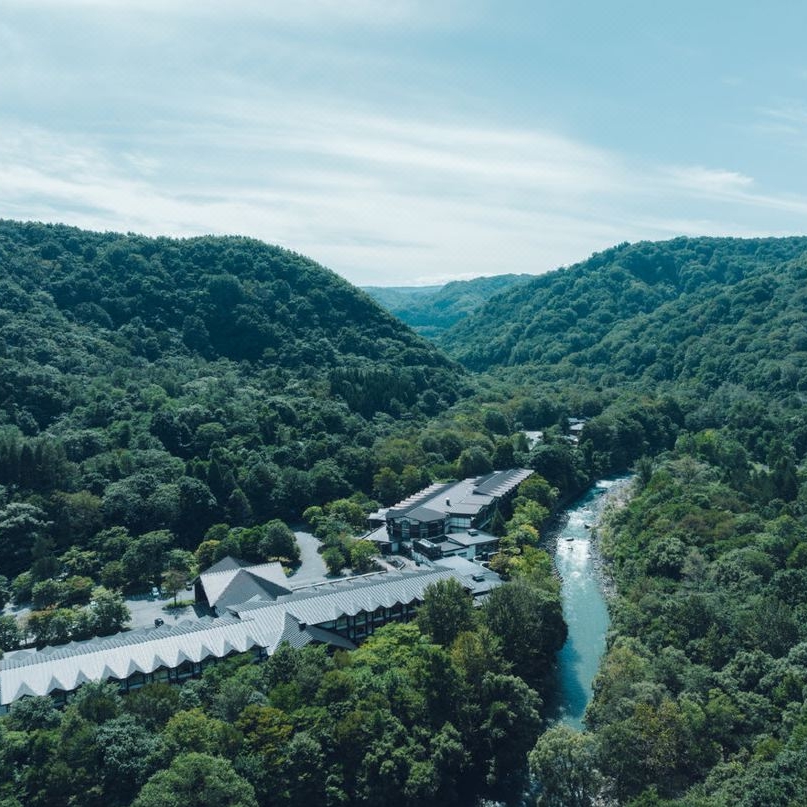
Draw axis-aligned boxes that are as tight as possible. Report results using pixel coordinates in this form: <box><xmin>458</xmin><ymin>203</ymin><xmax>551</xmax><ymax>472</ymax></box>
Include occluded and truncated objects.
<box><xmin>439</xmin><ymin>236</ymin><xmax>807</xmax><ymax>399</ymax></box>
<box><xmin>363</xmin><ymin>274</ymin><xmax>534</xmax><ymax>338</ymax></box>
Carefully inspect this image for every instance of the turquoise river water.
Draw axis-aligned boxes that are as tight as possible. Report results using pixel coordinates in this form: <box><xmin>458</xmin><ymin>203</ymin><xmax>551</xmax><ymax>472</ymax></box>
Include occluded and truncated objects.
<box><xmin>543</xmin><ymin>476</ymin><xmax>632</xmax><ymax>728</ymax></box>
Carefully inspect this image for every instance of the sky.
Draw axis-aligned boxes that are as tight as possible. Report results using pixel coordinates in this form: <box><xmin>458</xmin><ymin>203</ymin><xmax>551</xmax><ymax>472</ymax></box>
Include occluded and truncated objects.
<box><xmin>2</xmin><ymin>1</ymin><xmax>807</xmax><ymax>286</ymax></box>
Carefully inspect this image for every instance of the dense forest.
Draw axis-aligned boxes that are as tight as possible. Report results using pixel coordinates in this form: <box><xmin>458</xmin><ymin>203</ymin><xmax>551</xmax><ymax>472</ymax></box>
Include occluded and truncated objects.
<box><xmin>0</xmin><ymin>219</ymin><xmax>473</xmax><ymax>598</ymax></box>
<box><xmin>364</xmin><ymin>274</ymin><xmax>532</xmax><ymax>338</ymax></box>
<box><xmin>0</xmin><ymin>220</ymin><xmax>573</xmax><ymax>806</ymax></box>
<box><xmin>375</xmin><ymin>236</ymin><xmax>807</xmax><ymax>805</ymax></box>
<box><xmin>0</xmin><ymin>221</ymin><xmax>674</xmax><ymax>628</ymax></box>
<box><xmin>0</xmin><ymin>577</ymin><xmax>560</xmax><ymax>807</ymax></box>
<box><xmin>587</xmin><ymin>446</ymin><xmax>807</xmax><ymax>806</ymax></box>
<box><xmin>531</xmin><ymin>437</ymin><xmax>807</xmax><ymax>807</ymax></box>
<box><xmin>0</xmin><ymin>636</ymin><xmax>531</xmax><ymax>807</ymax></box>
<box><xmin>4</xmin><ymin>225</ymin><xmax>807</xmax><ymax>805</ymax></box>
<box><xmin>1</xmin><ymin>466</ymin><xmax>568</xmax><ymax>807</ymax></box>
<box><xmin>441</xmin><ymin>237</ymin><xmax>807</xmax><ymax>393</ymax></box>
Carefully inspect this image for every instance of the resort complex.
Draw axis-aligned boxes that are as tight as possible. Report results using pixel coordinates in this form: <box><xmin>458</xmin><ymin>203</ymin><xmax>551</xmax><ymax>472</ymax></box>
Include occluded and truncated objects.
<box><xmin>366</xmin><ymin>467</ymin><xmax>533</xmax><ymax>557</ymax></box>
<box><xmin>0</xmin><ymin>470</ymin><xmax>530</xmax><ymax>713</ymax></box>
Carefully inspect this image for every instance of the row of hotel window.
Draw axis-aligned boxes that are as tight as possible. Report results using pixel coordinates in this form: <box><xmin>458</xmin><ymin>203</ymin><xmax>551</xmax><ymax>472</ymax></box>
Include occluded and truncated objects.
<box><xmin>319</xmin><ymin>601</ymin><xmax>420</xmax><ymax>640</ymax></box>
<box><xmin>389</xmin><ymin>516</ymin><xmax>475</xmax><ymax>540</ymax></box>
<box><xmin>47</xmin><ymin>651</ymin><xmax>251</xmax><ymax>706</ymax></box>
<box><xmin>18</xmin><ymin>600</ymin><xmax>423</xmax><ymax>710</ymax></box>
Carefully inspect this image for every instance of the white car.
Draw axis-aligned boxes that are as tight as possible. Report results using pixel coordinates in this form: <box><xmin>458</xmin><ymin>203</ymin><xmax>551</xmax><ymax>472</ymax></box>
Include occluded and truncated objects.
<box><xmin>151</xmin><ymin>586</ymin><xmax>161</xmax><ymax>599</ymax></box>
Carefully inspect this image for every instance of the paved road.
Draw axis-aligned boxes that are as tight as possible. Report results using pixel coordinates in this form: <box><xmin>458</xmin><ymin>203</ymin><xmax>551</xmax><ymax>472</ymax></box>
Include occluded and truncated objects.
<box><xmin>289</xmin><ymin>530</ymin><xmax>328</xmax><ymax>586</ymax></box>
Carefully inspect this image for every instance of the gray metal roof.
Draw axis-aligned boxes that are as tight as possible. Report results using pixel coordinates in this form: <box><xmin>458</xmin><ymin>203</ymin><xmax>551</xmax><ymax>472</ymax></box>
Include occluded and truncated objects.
<box><xmin>0</xmin><ymin>567</ymin><xmax>476</xmax><ymax>707</ymax></box>
<box><xmin>202</xmin><ymin>556</ymin><xmax>249</xmax><ymax>575</ymax></box>
<box><xmin>386</xmin><ymin>482</ymin><xmax>453</xmax><ymax>518</ymax></box>
<box><xmin>236</xmin><ymin>568</ymin><xmax>458</xmax><ymax>624</ymax></box>
<box><xmin>198</xmin><ymin>559</ymin><xmax>292</xmax><ymax>612</ymax></box>
<box><xmin>444</xmin><ymin>530</ymin><xmax>499</xmax><ymax>547</ymax></box>
<box><xmin>361</xmin><ymin>525</ymin><xmax>392</xmax><ymax>545</ymax></box>
<box><xmin>402</xmin><ymin>505</ymin><xmax>446</xmax><ymax>523</ymax></box>
<box><xmin>445</xmin><ymin>502</ymin><xmax>490</xmax><ymax>515</ymax></box>
<box><xmin>473</xmin><ymin>468</ymin><xmax>533</xmax><ymax>497</ymax></box>
<box><xmin>432</xmin><ymin>557</ymin><xmax>502</xmax><ymax>597</ymax></box>
<box><xmin>386</xmin><ymin>470</ymin><xmax>530</xmax><ymax>523</ymax></box>
<box><xmin>0</xmin><ymin>614</ymin><xmax>272</xmax><ymax>706</ymax></box>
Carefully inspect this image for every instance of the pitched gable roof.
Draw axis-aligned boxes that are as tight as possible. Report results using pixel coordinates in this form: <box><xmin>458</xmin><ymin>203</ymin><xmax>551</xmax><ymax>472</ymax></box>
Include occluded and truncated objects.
<box><xmin>202</xmin><ymin>556</ymin><xmax>249</xmax><ymax>575</ymax></box>
<box><xmin>386</xmin><ymin>470</ymin><xmax>532</xmax><ymax>523</ymax></box>
<box><xmin>197</xmin><ymin>557</ymin><xmax>292</xmax><ymax>612</ymax></box>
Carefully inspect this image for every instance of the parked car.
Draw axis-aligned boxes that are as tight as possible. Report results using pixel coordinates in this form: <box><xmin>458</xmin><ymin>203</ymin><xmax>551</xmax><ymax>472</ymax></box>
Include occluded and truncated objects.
<box><xmin>151</xmin><ymin>586</ymin><xmax>160</xmax><ymax>599</ymax></box>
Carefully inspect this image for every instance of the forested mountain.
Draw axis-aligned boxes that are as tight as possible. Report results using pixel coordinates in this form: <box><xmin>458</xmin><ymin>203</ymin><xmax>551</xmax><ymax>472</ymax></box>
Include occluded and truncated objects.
<box><xmin>397</xmin><ymin>236</ymin><xmax>807</xmax><ymax>806</ymax></box>
<box><xmin>5</xmin><ymin>224</ymin><xmax>807</xmax><ymax>807</ymax></box>
<box><xmin>488</xmin><ymin>239</ymin><xmax>807</xmax><ymax>806</ymax></box>
<box><xmin>441</xmin><ymin>237</ymin><xmax>807</xmax><ymax>398</ymax></box>
<box><xmin>0</xmin><ymin>219</ymin><xmax>466</xmax><ymax>579</ymax></box>
<box><xmin>0</xmin><ymin>221</ymin><xmax>576</xmax><ymax>807</ymax></box>
<box><xmin>360</xmin><ymin>284</ymin><xmax>441</xmax><ymax>310</ymax></box>
<box><xmin>364</xmin><ymin>274</ymin><xmax>533</xmax><ymax>338</ymax></box>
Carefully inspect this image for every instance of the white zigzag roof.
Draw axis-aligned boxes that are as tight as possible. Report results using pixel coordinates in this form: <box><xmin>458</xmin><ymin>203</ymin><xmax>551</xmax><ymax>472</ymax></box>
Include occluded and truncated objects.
<box><xmin>0</xmin><ymin>567</ymin><xmax>482</xmax><ymax>707</ymax></box>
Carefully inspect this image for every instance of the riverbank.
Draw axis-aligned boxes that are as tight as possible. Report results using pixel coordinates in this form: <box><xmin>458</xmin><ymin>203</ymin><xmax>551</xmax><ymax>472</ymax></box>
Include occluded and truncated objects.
<box><xmin>542</xmin><ymin>475</ymin><xmax>634</xmax><ymax>729</ymax></box>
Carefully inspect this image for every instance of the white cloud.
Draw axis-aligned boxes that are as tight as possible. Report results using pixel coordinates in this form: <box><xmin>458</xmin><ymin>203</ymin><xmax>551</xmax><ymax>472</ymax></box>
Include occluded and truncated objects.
<box><xmin>0</xmin><ymin>114</ymin><xmax>631</xmax><ymax>283</ymax></box>
<box><xmin>656</xmin><ymin>163</ymin><xmax>807</xmax><ymax>219</ymax></box>
<box><xmin>753</xmin><ymin>101</ymin><xmax>807</xmax><ymax>143</ymax></box>
<box><xmin>759</xmin><ymin>101</ymin><xmax>807</xmax><ymax>128</ymax></box>
<box><xmin>664</xmin><ymin>165</ymin><xmax>755</xmax><ymax>195</ymax></box>
<box><xmin>185</xmin><ymin>102</ymin><xmax>627</xmax><ymax>201</ymax></box>
<box><xmin>3</xmin><ymin>100</ymin><xmax>807</xmax><ymax>286</ymax></box>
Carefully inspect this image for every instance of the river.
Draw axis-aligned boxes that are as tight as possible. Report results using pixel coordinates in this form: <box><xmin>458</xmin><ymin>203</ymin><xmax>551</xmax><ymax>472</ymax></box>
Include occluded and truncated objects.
<box><xmin>543</xmin><ymin>476</ymin><xmax>632</xmax><ymax>729</ymax></box>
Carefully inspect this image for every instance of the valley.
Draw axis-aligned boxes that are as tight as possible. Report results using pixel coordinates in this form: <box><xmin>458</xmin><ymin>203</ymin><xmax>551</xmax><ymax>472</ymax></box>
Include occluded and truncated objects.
<box><xmin>1</xmin><ymin>224</ymin><xmax>806</xmax><ymax>806</ymax></box>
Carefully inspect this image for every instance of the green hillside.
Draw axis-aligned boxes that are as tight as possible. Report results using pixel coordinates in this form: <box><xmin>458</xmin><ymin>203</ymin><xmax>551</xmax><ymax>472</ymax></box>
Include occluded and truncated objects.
<box><xmin>4</xmin><ymin>226</ymin><xmax>807</xmax><ymax>806</ymax></box>
<box><xmin>0</xmin><ymin>228</ymin><xmax>569</xmax><ymax>807</ymax></box>
<box><xmin>441</xmin><ymin>237</ymin><xmax>807</xmax><ymax>398</ymax></box>
<box><xmin>360</xmin><ymin>284</ymin><xmax>442</xmax><ymax>310</ymax></box>
<box><xmin>364</xmin><ymin>273</ymin><xmax>533</xmax><ymax>338</ymax></box>
<box><xmin>0</xmin><ymin>220</ymin><xmax>465</xmax><ymax>573</ymax></box>
<box><xmin>437</xmin><ymin>238</ymin><xmax>807</xmax><ymax>804</ymax></box>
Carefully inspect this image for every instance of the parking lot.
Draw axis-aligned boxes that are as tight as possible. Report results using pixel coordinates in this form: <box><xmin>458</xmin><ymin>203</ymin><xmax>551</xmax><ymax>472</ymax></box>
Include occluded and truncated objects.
<box><xmin>125</xmin><ymin>590</ymin><xmax>206</xmax><ymax>630</ymax></box>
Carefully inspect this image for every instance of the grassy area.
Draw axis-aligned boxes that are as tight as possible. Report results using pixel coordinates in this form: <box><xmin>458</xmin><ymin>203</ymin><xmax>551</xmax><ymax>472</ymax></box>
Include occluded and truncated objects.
<box><xmin>162</xmin><ymin>599</ymin><xmax>195</xmax><ymax>611</ymax></box>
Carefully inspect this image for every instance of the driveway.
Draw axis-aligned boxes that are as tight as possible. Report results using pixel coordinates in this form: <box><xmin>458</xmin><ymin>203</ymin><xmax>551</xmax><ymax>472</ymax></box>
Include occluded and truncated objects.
<box><xmin>289</xmin><ymin>530</ymin><xmax>328</xmax><ymax>586</ymax></box>
<box><xmin>125</xmin><ymin>530</ymin><xmax>328</xmax><ymax>626</ymax></box>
